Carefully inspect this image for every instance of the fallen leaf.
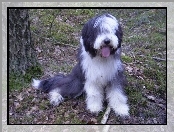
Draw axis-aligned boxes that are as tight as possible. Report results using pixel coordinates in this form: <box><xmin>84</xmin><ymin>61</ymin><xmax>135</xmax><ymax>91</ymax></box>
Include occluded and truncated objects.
<box><xmin>36</xmin><ymin>47</ymin><xmax>42</xmax><ymax>53</ymax></box>
<box><xmin>147</xmin><ymin>95</ymin><xmax>155</xmax><ymax>101</ymax></box>
<box><xmin>14</xmin><ymin>102</ymin><xmax>20</xmax><ymax>109</ymax></box>
<box><xmin>16</xmin><ymin>93</ymin><xmax>23</xmax><ymax>101</ymax></box>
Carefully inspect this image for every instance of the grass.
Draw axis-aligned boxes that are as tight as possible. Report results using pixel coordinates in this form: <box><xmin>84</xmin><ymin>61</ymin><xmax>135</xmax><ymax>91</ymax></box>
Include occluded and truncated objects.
<box><xmin>9</xmin><ymin>65</ymin><xmax>43</xmax><ymax>91</ymax></box>
<box><xmin>9</xmin><ymin>9</ymin><xmax>166</xmax><ymax>124</ymax></box>
<box><xmin>122</xmin><ymin>55</ymin><xmax>133</xmax><ymax>63</ymax></box>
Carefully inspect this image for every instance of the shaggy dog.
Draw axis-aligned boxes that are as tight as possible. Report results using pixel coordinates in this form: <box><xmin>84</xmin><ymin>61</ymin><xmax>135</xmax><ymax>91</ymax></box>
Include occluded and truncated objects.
<box><xmin>32</xmin><ymin>13</ymin><xmax>129</xmax><ymax>117</ymax></box>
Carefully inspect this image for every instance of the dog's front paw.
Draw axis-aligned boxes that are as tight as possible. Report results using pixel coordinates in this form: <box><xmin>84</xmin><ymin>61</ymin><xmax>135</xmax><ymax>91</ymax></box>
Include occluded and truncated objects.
<box><xmin>112</xmin><ymin>103</ymin><xmax>129</xmax><ymax>117</ymax></box>
<box><xmin>86</xmin><ymin>102</ymin><xmax>103</xmax><ymax>114</ymax></box>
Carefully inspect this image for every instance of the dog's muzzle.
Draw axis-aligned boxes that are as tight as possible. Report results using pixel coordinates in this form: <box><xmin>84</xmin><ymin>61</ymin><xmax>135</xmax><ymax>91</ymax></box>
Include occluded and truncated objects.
<box><xmin>100</xmin><ymin>38</ymin><xmax>117</xmax><ymax>58</ymax></box>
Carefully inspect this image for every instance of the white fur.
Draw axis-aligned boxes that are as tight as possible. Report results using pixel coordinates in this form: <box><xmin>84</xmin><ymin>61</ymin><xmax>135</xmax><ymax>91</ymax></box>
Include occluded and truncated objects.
<box><xmin>94</xmin><ymin>33</ymin><xmax>119</xmax><ymax>50</ymax></box>
<box><xmin>106</xmin><ymin>85</ymin><xmax>129</xmax><ymax>116</ymax></box>
<box><xmin>93</xmin><ymin>14</ymin><xmax>118</xmax><ymax>30</ymax></box>
<box><xmin>32</xmin><ymin>79</ymin><xmax>41</xmax><ymax>89</ymax></box>
<box><xmin>84</xmin><ymin>81</ymin><xmax>104</xmax><ymax>113</ymax></box>
<box><xmin>49</xmin><ymin>89</ymin><xmax>64</xmax><ymax>106</ymax></box>
<box><xmin>80</xmin><ymin>44</ymin><xmax>123</xmax><ymax>85</ymax></box>
<box><xmin>93</xmin><ymin>16</ymin><xmax>119</xmax><ymax>50</ymax></box>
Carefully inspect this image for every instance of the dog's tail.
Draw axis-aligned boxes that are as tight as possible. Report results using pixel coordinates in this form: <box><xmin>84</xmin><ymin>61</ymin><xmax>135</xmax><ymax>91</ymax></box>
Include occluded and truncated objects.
<box><xmin>32</xmin><ymin>64</ymin><xmax>85</xmax><ymax>99</ymax></box>
<box><xmin>32</xmin><ymin>73</ymin><xmax>65</xmax><ymax>92</ymax></box>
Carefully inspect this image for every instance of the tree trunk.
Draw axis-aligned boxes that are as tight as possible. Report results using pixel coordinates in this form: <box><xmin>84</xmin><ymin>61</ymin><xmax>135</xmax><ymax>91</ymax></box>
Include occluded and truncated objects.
<box><xmin>9</xmin><ymin>9</ymin><xmax>36</xmax><ymax>75</ymax></box>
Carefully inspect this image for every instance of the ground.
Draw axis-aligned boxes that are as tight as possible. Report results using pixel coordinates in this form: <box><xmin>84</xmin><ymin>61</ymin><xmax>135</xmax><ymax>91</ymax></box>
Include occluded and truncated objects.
<box><xmin>9</xmin><ymin>9</ymin><xmax>166</xmax><ymax>124</ymax></box>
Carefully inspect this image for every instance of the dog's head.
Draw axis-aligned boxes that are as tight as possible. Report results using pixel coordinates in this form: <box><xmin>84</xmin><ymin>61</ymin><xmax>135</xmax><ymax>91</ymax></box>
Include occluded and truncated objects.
<box><xmin>81</xmin><ymin>13</ymin><xmax>123</xmax><ymax>58</ymax></box>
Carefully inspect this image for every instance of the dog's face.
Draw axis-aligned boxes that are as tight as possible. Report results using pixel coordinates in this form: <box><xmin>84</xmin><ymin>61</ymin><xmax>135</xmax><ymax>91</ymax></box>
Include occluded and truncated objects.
<box><xmin>81</xmin><ymin>14</ymin><xmax>123</xmax><ymax>58</ymax></box>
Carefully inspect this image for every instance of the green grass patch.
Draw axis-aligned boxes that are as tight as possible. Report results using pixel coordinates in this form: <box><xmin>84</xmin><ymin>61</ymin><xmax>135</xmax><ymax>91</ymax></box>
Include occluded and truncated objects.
<box><xmin>126</xmin><ymin>85</ymin><xmax>143</xmax><ymax>104</ymax></box>
<box><xmin>39</xmin><ymin>101</ymin><xmax>50</xmax><ymax>110</ymax></box>
<box><xmin>9</xmin><ymin>65</ymin><xmax>43</xmax><ymax>91</ymax></box>
<box><xmin>122</xmin><ymin>55</ymin><xmax>133</xmax><ymax>63</ymax></box>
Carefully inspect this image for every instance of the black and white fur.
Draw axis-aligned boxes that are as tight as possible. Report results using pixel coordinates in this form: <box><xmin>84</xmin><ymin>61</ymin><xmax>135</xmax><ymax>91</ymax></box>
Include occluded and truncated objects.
<box><xmin>32</xmin><ymin>13</ymin><xmax>129</xmax><ymax>116</ymax></box>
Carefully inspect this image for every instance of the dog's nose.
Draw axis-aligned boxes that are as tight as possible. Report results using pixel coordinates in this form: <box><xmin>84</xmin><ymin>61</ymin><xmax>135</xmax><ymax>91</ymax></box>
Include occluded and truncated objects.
<box><xmin>104</xmin><ymin>38</ymin><xmax>110</xmax><ymax>45</ymax></box>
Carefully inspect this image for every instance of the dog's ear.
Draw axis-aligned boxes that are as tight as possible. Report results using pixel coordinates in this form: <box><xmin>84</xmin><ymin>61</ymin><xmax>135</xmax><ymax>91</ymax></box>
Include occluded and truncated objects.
<box><xmin>115</xmin><ymin>24</ymin><xmax>123</xmax><ymax>48</ymax></box>
<box><xmin>81</xmin><ymin>19</ymin><xmax>98</xmax><ymax>58</ymax></box>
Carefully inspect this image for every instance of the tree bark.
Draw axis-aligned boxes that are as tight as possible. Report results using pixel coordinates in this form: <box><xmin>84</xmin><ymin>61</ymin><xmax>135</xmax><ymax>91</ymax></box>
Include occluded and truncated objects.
<box><xmin>9</xmin><ymin>9</ymin><xmax>36</xmax><ymax>75</ymax></box>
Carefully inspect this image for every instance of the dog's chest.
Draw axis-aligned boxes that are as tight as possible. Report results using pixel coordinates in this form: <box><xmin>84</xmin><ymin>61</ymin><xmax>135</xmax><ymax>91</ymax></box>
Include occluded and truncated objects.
<box><xmin>82</xmin><ymin>56</ymin><xmax>121</xmax><ymax>85</ymax></box>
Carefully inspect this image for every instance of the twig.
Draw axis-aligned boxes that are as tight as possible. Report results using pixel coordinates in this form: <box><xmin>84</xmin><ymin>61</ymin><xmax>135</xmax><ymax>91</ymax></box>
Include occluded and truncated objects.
<box><xmin>101</xmin><ymin>106</ymin><xmax>111</xmax><ymax>124</ymax></box>
<box><xmin>152</xmin><ymin>57</ymin><xmax>166</xmax><ymax>61</ymax></box>
<box><xmin>49</xmin><ymin>11</ymin><xmax>58</xmax><ymax>36</ymax></box>
<box><xmin>102</xmin><ymin>125</ymin><xmax>110</xmax><ymax>132</ymax></box>
<box><xmin>49</xmin><ymin>16</ymin><xmax>55</xmax><ymax>36</ymax></box>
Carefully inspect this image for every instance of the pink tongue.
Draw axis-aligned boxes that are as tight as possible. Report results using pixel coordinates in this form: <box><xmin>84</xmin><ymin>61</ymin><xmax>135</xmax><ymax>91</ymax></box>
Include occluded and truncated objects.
<box><xmin>101</xmin><ymin>47</ymin><xmax>110</xmax><ymax>57</ymax></box>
